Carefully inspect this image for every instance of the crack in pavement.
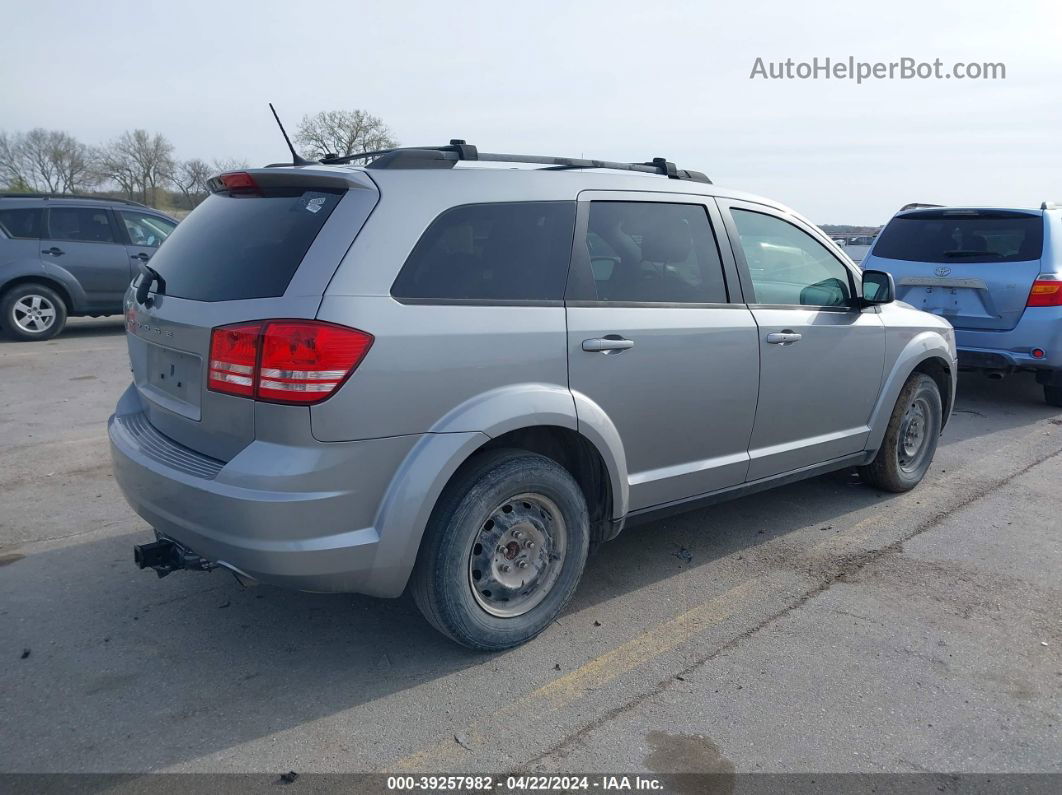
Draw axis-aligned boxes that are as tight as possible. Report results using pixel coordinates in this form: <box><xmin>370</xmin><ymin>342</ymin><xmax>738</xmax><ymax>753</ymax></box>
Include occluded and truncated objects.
<box><xmin>521</xmin><ymin>443</ymin><xmax>1062</xmax><ymax>769</ymax></box>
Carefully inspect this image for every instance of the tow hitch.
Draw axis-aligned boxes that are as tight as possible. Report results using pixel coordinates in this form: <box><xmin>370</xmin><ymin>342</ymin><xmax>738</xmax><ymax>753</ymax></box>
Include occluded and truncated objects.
<box><xmin>134</xmin><ymin>537</ymin><xmax>217</xmax><ymax>578</ymax></box>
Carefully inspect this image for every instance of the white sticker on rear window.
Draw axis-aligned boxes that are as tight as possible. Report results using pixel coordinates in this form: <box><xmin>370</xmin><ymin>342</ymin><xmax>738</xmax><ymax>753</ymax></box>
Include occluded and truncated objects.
<box><xmin>292</xmin><ymin>192</ymin><xmax>330</xmax><ymax>214</ymax></box>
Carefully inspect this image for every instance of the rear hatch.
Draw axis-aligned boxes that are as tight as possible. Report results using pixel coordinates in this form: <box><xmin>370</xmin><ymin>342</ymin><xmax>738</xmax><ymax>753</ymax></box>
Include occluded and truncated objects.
<box><xmin>124</xmin><ymin>167</ymin><xmax>379</xmax><ymax>460</ymax></box>
<box><xmin>867</xmin><ymin>208</ymin><xmax>1044</xmax><ymax>331</ymax></box>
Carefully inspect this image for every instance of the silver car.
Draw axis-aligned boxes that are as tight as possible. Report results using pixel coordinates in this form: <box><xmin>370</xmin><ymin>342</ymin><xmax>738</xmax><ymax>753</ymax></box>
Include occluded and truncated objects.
<box><xmin>110</xmin><ymin>143</ymin><xmax>956</xmax><ymax>649</ymax></box>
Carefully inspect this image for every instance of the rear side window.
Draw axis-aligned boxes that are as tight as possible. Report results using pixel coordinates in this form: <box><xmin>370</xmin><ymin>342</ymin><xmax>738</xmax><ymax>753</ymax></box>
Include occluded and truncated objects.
<box><xmin>584</xmin><ymin>202</ymin><xmax>728</xmax><ymax>303</ymax></box>
<box><xmin>873</xmin><ymin>211</ymin><xmax>1044</xmax><ymax>263</ymax></box>
<box><xmin>48</xmin><ymin>207</ymin><xmax>116</xmax><ymax>243</ymax></box>
<box><xmin>0</xmin><ymin>208</ymin><xmax>44</xmax><ymax>239</ymax></box>
<box><xmin>147</xmin><ymin>188</ymin><xmax>344</xmax><ymax>301</ymax></box>
<box><xmin>391</xmin><ymin>202</ymin><xmax>576</xmax><ymax>302</ymax></box>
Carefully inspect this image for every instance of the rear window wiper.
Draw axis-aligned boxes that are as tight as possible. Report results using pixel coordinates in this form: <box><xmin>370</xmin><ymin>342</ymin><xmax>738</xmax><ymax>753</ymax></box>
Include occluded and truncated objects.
<box><xmin>943</xmin><ymin>250</ymin><xmax>998</xmax><ymax>258</ymax></box>
<box><xmin>135</xmin><ymin>264</ymin><xmax>166</xmax><ymax>306</ymax></box>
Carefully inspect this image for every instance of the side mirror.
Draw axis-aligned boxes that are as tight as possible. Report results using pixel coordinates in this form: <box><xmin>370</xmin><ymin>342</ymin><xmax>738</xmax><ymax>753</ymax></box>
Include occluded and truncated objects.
<box><xmin>861</xmin><ymin>269</ymin><xmax>895</xmax><ymax>305</ymax></box>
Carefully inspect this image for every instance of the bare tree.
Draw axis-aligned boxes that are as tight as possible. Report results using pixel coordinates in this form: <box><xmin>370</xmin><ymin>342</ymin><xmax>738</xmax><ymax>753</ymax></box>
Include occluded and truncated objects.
<box><xmin>211</xmin><ymin>157</ymin><xmax>250</xmax><ymax>174</ymax></box>
<box><xmin>0</xmin><ymin>131</ymin><xmax>29</xmax><ymax>189</ymax></box>
<box><xmin>170</xmin><ymin>158</ymin><xmax>212</xmax><ymax>208</ymax></box>
<box><xmin>51</xmin><ymin>133</ymin><xmax>97</xmax><ymax>193</ymax></box>
<box><xmin>294</xmin><ymin>109</ymin><xmax>397</xmax><ymax>161</ymax></box>
<box><xmin>95</xmin><ymin>138</ymin><xmax>139</xmax><ymax>199</ymax></box>
<box><xmin>18</xmin><ymin>129</ymin><xmax>63</xmax><ymax>192</ymax></box>
<box><xmin>0</xmin><ymin>129</ymin><xmax>99</xmax><ymax>193</ymax></box>
<box><xmin>97</xmin><ymin>130</ymin><xmax>174</xmax><ymax>204</ymax></box>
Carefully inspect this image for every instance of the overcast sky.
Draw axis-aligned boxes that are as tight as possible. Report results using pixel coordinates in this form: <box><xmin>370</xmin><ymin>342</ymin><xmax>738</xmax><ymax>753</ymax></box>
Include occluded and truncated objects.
<box><xmin>3</xmin><ymin>0</ymin><xmax>1060</xmax><ymax>224</ymax></box>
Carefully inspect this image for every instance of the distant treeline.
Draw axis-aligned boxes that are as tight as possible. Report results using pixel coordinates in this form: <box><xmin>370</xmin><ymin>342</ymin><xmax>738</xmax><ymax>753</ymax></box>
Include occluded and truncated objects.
<box><xmin>0</xmin><ymin>109</ymin><xmax>397</xmax><ymax>212</ymax></box>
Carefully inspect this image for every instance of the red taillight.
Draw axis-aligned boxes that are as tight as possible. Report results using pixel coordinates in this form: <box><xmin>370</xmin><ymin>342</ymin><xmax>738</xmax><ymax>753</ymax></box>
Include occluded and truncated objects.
<box><xmin>207</xmin><ymin>320</ymin><xmax>373</xmax><ymax>405</ymax></box>
<box><xmin>218</xmin><ymin>171</ymin><xmax>259</xmax><ymax>191</ymax></box>
<box><xmin>1027</xmin><ymin>277</ymin><xmax>1062</xmax><ymax>307</ymax></box>
<box><xmin>258</xmin><ymin>321</ymin><xmax>373</xmax><ymax>403</ymax></box>
<box><xmin>208</xmin><ymin>322</ymin><xmax>262</xmax><ymax>397</ymax></box>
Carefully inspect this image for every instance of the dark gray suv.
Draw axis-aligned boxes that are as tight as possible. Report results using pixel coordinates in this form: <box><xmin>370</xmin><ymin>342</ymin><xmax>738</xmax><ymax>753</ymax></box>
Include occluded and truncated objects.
<box><xmin>0</xmin><ymin>194</ymin><xmax>177</xmax><ymax>340</ymax></box>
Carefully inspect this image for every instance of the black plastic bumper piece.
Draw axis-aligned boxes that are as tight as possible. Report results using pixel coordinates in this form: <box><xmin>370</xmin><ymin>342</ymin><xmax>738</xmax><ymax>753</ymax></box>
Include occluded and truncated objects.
<box><xmin>134</xmin><ymin>537</ymin><xmax>216</xmax><ymax>578</ymax></box>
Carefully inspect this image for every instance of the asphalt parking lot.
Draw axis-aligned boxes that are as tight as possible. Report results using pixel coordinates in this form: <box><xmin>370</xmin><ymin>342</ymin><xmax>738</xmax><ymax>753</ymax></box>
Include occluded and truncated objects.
<box><xmin>1</xmin><ymin>317</ymin><xmax>1060</xmax><ymax>779</ymax></box>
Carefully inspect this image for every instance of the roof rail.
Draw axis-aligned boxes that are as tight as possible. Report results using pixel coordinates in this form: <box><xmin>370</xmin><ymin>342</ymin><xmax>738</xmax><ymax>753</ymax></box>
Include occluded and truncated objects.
<box><xmin>1042</xmin><ymin>201</ymin><xmax>1058</xmax><ymax>210</ymax></box>
<box><xmin>899</xmin><ymin>202</ymin><xmax>943</xmax><ymax>212</ymax></box>
<box><xmin>319</xmin><ymin>140</ymin><xmax>712</xmax><ymax>184</ymax></box>
<box><xmin>0</xmin><ymin>192</ymin><xmax>149</xmax><ymax>208</ymax></box>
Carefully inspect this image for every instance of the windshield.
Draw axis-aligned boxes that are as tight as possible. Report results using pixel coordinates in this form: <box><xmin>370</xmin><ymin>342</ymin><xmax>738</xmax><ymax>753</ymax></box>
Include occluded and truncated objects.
<box><xmin>146</xmin><ymin>187</ymin><xmax>344</xmax><ymax>301</ymax></box>
<box><xmin>873</xmin><ymin>211</ymin><xmax>1043</xmax><ymax>264</ymax></box>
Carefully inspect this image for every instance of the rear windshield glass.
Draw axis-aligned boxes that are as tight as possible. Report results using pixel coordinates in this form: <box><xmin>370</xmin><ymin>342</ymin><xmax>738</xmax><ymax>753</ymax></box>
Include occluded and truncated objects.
<box><xmin>391</xmin><ymin>201</ymin><xmax>576</xmax><ymax>302</ymax></box>
<box><xmin>147</xmin><ymin>188</ymin><xmax>344</xmax><ymax>301</ymax></box>
<box><xmin>873</xmin><ymin>212</ymin><xmax>1044</xmax><ymax>264</ymax></box>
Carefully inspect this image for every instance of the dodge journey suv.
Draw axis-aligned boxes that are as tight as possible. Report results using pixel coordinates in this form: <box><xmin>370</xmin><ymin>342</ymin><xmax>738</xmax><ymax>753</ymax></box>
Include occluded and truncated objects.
<box><xmin>862</xmin><ymin>203</ymin><xmax>1062</xmax><ymax>406</ymax></box>
<box><xmin>0</xmin><ymin>194</ymin><xmax>177</xmax><ymax>340</ymax></box>
<box><xmin>110</xmin><ymin>143</ymin><xmax>956</xmax><ymax>649</ymax></box>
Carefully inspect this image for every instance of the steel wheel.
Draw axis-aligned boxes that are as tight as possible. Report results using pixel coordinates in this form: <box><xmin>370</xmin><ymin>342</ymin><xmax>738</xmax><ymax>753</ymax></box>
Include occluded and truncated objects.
<box><xmin>897</xmin><ymin>395</ymin><xmax>932</xmax><ymax>474</ymax></box>
<box><xmin>467</xmin><ymin>492</ymin><xmax>568</xmax><ymax>618</ymax></box>
<box><xmin>11</xmin><ymin>293</ymin><xmax>57</xmax><ymax>334</ymax></box>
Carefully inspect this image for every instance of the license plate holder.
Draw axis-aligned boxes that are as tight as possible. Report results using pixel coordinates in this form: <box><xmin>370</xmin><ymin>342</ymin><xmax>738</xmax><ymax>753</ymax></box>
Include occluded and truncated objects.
<box><xmin>144</xmin><ymin>345</ymin><xmax>202</xmax><ymax>420</ymax></box>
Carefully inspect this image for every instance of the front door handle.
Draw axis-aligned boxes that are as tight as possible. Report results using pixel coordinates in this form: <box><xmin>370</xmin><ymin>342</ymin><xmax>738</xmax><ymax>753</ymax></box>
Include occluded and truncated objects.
<box><xmin>130</xmin><ymin>252</ymin><xmax>151</xmax><ymax>262</ymax></box>
<box><xmin>582</xmin><ymin>335</ymin><xmax>634</xmax><ymax>353</ymax></box>
<box><xmin>766</xmin><ymin>331</ymin><xmax>802</xmax><ymax>345</ymax></box>
<box><xmin>42</xmin><ymin>246</ymin><xmax>64</xmax><ymax>256</ymax></box>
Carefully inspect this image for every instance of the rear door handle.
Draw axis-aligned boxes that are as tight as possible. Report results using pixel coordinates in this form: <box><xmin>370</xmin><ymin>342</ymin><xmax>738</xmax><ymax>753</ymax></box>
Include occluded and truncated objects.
<box><xmin>766</xmin><ymin>331</ymin><xmax>802</xmax><ymax>345</ymax></box>
<box><xmin>582</xmin><ymin>336</ymin><xmax>634</xmax><ymax>353</ymax></box>
<box><xmin>130</xmin><ymin>252</ymin><xmax>151</xmax><ymax>262</ymax></box>
<box><xmin>42</xmin><ymin>247</ymin><xmax>64</xmax><ymax>256</ymax></box>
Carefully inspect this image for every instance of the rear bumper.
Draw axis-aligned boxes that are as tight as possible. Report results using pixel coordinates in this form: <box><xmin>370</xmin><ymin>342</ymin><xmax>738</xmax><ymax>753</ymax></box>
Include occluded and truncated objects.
<box><xmin>108</xmin><ymin>384</ymin><xmax>421</xmax><ymax>596</ymax></box>
<box><xmin>955</xmin><ymin>307</ymin><xmax>1062</xmax><ymax>371</ymax></box>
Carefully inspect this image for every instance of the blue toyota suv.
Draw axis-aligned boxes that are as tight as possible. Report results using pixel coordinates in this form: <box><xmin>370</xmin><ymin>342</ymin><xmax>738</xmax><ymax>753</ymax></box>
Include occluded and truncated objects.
<box><xmin>863</xmin><ymin>202</ymin><xmax>1062</xmax><ymax>406</ymax></box>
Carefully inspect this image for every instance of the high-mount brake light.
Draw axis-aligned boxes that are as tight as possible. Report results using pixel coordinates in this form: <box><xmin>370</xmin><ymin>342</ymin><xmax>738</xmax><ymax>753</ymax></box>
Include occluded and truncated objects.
<box><xmin>1027</xmin><ymin>276</ymin><xmax>1062</xmax><ymax>307</ymax></box>
<box><xmin>218</xmin><ymin>172</ymin><xmax>259</xmax><ymax>191</ymax></box>
<box><xmin>207</xmin><ymin>321</ymin><xmax>373</xmax><ymax>405</ymax></box>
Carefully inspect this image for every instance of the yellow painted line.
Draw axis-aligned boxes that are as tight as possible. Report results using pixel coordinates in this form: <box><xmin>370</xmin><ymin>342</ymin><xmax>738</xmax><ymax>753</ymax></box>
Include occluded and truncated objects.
<box><xmin>388</xmin><ymin>575</ymin><xmax>776</xmax><ymax>772</ymax></box>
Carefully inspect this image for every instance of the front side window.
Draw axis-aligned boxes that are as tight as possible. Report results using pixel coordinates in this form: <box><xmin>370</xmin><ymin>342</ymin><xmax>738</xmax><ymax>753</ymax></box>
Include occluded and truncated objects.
<box><xmin>0</xmin><ymin>208</ymin><xmax>44</xmax><ymax>239</ymax></box>
<box><xmin>120</xmin><ymin>211</ymin><xmax>176</xmax><ymax>248</ymax></box>
<box><xmin>47</xmin><ymin>207</ymin><xmax>116</xmax><ymax>243</ymax></box>
<box><xmin>584</xmin><ymin>202</ymin><xmax>728</xmax><ymax>303</ymax></box>
<box><xmin>731</xmin><ymin>209</ymin><xmax>852</xmax><ymax>306</ymax></box>
<box><xmin>391</xmin><ymin>202</ymin><xmax>576</xmax><ymax>302</ymax></box>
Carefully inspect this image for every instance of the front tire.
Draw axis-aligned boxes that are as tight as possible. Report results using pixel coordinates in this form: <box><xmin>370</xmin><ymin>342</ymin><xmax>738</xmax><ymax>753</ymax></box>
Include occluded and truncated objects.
<box><xmin>411</xmin><ymin>448</ymin><xmax>590</xmax><ymax>651</ymax></box>
<box><xmin>859</xmin><ymin>373</ymin><xmax>942</xmax><ymax>493</ymax></box>
<box><xmin>1</xmin><ymin>283</ymin><xmax>68</xmax><ymax>341</ymax></box>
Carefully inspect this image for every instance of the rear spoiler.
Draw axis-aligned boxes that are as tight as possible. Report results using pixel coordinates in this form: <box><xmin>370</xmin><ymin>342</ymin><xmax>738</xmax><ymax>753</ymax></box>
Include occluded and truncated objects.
<box><xmin>207</xmin><ymin>168</ymin><xmax>376</xmax><ymax>194</ymax></box>
<box><xmin>899</xmin><ymin>202</ymin><xmax>943</xmax><ymax>212</ymax></box>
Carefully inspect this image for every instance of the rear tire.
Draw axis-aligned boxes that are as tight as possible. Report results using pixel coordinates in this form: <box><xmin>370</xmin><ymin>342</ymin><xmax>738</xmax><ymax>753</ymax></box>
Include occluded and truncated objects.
<box><xmin>411</xmin><ymin>448</ymin><xmax>589</xmax><ymax>651</ymax></box>
<box><xmin>1044</xmin><ymin>385</ymin><xmax>1062</xmax><ymax>408</ymax></box>
<box><xmin>1</xmin><ymin>283</ymin><xmax>67</xmax><ymax>341</ymax></box>
<box><xmin>859</xmin><ymin>373</ymin><xmax>942</xmax><ymax>493</ymax></box>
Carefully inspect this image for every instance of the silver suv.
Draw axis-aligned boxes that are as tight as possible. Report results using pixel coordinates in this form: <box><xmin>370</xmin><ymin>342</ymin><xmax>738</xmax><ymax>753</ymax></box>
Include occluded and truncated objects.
<box><xmin>110</xmin><ymin>143</ymin><xmax>956</xmax><ymax>649</ymax></box>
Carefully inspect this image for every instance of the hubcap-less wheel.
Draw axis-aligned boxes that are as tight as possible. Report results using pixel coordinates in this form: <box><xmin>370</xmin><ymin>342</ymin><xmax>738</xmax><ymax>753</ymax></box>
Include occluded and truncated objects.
<box><xmin>12</xmin><ymin>294</ymin><xmax>57</xmax><ymax>334</ymax></box>
<box><xmin>897</xmin><ymin>395</ymin><xmax>932</xmax><ymax>473</ymax></box>
<box><xmin>468</xmin><ymin>493</ymin><xmax>567</xmax><ymax>618</ymax></box>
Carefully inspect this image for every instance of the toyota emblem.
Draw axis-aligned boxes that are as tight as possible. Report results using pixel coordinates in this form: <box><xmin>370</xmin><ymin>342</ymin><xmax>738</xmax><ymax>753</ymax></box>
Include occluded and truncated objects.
<box><xmin>934</xmin><ymin>265</ymin><xmax>952</xmax><ymax>277</ymax></box>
